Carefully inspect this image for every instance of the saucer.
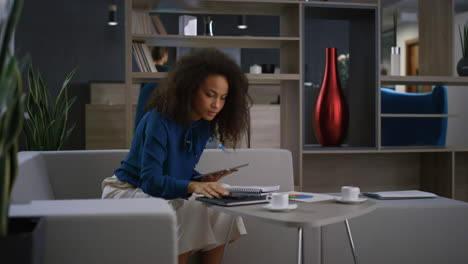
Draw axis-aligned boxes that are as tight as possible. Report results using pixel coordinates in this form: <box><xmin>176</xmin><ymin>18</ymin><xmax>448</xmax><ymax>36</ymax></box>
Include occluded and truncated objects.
<box><xmin>262</xmin><ymin>204</ymin><xmax>298</xmax><ymax>212</ymax></box>
<box><xmin>335</xmin><ymin>197</ymin><xmax>367</xmax><ymax>204</ymax></box>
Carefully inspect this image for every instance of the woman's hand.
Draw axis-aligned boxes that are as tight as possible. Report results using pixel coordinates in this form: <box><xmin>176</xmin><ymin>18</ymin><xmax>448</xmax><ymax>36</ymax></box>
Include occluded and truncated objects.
<box><xmin>200</xmin><ymin>169</ymin><xmax>238</xmax><ymax>182</ymax></box>
<box><xmin>188</xmin><ymin>181</ymin><xmax>230</xmax><ymax>199</ymax></box>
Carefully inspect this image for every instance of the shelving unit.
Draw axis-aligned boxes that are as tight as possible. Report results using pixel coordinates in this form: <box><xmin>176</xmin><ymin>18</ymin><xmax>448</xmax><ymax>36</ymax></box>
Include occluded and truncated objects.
<box><xmin>122</xmin><ymin>0</ymin><xmax>467</xmax><ymax>202</ymax></box>
<box><xmin>381</xmin><ymin>75</ymin><xmax>468</xmax><ymax>86</ymax></box>
<box><xmin>132</xmin><ymin>72</ymin><xmax>300</xmax><ymax>84</ymax></box>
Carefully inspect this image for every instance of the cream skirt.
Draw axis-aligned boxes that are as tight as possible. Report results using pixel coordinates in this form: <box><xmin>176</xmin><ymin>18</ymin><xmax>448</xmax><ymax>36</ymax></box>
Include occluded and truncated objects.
<box><xmin>101</xmin><ymin>175</ymin><xmax>247</xmax><ymax>254</ymax></box>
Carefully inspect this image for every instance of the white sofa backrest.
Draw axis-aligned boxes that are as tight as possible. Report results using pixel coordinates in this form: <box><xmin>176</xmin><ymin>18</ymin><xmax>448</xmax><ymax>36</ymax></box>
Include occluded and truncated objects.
<box><xmin>196</xmin><ymin>148</ymin><xmax>294</xmax><ymax>192</ymax></box>
<box><xmin>12</xmin><ymin>152</ymin><xmax>55</xmax><ymax>204</ymax></box>
<box><xmin>13</xmin><ymin>148</ymin><xmax>293</xmax><ymax>203</ymax></box>
<box><xmin>13</xmin><ymin>150</ymin><xmax>128</xmax><ymax>202</ymax></box>
<box><xmin>40</xmin><ymin>150</ymin><xmax>128</xmax><ymax>199</ymax></box>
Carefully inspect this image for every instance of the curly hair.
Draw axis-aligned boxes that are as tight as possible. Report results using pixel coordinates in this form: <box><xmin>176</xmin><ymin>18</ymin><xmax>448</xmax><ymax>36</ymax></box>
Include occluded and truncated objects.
<box><xmin>146</xmin><ymin>48</ymin><xmax>252</xmax><ymax>149</ymax></box>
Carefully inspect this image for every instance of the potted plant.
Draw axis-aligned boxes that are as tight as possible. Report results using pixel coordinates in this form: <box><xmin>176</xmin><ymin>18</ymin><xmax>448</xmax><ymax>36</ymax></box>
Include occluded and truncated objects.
<box><xmin>457</xmin><ymin>20</ymin><xmax>468</xmax><ymax>76</ymax></box>
<box><xmin>23</xmin><ymin>65</ymin><xmax>77</xmax><ymax>151</ymax></box>
<box><xmin>0</xmin><ymin>0</ymin><xmax>45</xmax><ymax>263</ymax></box>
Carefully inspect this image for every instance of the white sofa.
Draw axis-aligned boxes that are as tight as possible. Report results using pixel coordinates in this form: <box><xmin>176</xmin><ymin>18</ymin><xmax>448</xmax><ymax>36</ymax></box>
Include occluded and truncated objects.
<box><xmin>10</xmin><ymin>149</ymin><xmax>298</xmax><ymax>264</ymax></box>
<box><xmin>11</xmin><ymin>149</ymin><xmax>468</xmax><ymax>264</ymax></box>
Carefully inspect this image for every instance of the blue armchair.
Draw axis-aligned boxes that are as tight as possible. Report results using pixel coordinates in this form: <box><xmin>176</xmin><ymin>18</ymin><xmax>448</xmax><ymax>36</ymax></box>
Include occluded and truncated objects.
<box><xmin>380</xmin><ymin>86</ymin><xmax>448</xmax><ymax>146</ymax></box>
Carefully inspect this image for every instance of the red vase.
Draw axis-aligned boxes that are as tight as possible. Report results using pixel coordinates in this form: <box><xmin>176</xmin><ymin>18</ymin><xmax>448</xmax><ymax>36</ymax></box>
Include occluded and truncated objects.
<box><xmin>314</xmin><ymin>47</ymin><xmax>349</xmax><ymax>147</ymax></box>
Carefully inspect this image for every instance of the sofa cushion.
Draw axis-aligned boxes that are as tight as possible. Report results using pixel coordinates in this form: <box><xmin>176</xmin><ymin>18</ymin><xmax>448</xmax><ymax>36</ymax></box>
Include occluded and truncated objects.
<box><xmin>41</xmin><ymin>150</ymin><xmax>128</xmax><ymax>199</ymax></box>
<box><xmin>12</xmin><ymin>152</ymin><xmax>55</xmax><ymax>204</ymax></box>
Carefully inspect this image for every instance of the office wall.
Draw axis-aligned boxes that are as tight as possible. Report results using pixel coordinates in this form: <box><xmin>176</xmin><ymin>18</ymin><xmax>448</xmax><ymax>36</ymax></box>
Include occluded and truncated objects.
<box><xmin>14</xmin><ymin>2</ymin><xmax>280</xmax><ymax>150</ymax></box>
<box><xmin>15</xmin><ymin>0</ymin><xmax>125</xmax><ymax>150</ymax></box>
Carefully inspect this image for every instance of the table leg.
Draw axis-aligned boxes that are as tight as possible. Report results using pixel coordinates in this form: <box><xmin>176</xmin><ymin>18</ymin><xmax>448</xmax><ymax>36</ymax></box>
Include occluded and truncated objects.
<box><xmin>297</xmin><ymin>227</ymin><xmax>303</xmax><ymax>264</ymax></box>
<box><xmin>220</xmin><ymin>216</ymin><xmax>235</xmax><ymax>264</ymax></box>
<box><xmin>344</xmin><ymin>219</ymin><xmax>359</xmax><ymax>264</ymax></box>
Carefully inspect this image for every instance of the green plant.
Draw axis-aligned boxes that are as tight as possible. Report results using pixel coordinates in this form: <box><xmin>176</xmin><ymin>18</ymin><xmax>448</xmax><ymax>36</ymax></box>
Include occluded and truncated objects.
<box><xmin>337</xmin><ymin>53</ymin><xmax>349</xmax><ymax>89</ymax></box>
<box><xmin>23</xmin><ymin>66</ymin><xmax>77</xmax><ymax>150</ymax></box>
<box><xmin>459</xmin><ymin>21</ymin><xmax>468</xmax><ymax>58</ymax></box>
<box><xmin>0</xmin><ymin>0</ymin><xmax>25</xmax><ymax>237</ymax></box>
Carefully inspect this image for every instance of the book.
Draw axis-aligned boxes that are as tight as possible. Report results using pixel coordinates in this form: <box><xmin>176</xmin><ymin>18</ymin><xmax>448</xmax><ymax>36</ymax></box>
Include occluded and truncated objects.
<box><xmin>140</xmin><ymin>43</ymin><xmax>157</xmax><ymax>72</ymax></box>
<box><xmin>362</xmin><ymin>190</ymin><xmax>437</xmax><ymax>200</ymax></box>
<box><xmin>132</xmin><ymin>42</ymin><xmax>157</xmax><ymax>72</ymax></box>
<box><xmin>151</xmin><ymin>15</ymin><xmax>167</xmax><ymax>35</ymax></box>
<box><xmin>132</xmin><ymin>43</ymin><xmax>145</xmax><ymax>71</ymax></box>
<box><xmin>132</xmin><ymin>11</ymin><xmax>157</xmax><ymax>35</ymax></box>
<box><xmin>224</xmin><ymin>184</ymin><xmax>280</xmax><ymax>194</ymax></box>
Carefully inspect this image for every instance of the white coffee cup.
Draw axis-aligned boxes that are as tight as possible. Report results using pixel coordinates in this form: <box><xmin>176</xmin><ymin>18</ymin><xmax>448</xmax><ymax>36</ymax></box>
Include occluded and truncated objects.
<box><xmin>341</xmin><ymin>186</ymin><xmax>360</xmax><ymax>201</ymax></box>
<box><xmin>267</xmin><ymin>193</ymin><xmax>289</xmax><ymax>208</ymax></box>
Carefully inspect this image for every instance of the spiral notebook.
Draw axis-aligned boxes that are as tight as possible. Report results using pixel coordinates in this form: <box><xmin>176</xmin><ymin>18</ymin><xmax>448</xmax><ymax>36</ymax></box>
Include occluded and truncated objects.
<box><xmin>224</xmin><ymin>185</ymin><xmax>280</xmax><ymax>194</ymax></box>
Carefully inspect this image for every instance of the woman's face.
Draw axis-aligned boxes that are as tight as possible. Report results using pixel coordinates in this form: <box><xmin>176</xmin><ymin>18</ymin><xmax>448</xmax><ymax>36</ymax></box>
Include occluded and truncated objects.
<box><xmin>192</xmin><ymin>74</ymin><xmax>229</xmax><ymax>121</ymax></box>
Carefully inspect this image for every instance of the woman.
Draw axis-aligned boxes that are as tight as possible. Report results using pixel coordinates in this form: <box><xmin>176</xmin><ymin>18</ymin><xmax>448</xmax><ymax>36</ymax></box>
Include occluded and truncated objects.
<box><xmin>102</xmin><ymin>48</ymin><xmax>251</xmax><ymax>264</ymax></box>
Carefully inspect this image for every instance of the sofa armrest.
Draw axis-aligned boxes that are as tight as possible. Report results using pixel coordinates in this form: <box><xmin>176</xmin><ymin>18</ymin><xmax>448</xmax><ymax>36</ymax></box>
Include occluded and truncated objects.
<box><xmin>10</xmin><ymin>199</ymin><xmax>177</xmax><ymax>264</ymax></box>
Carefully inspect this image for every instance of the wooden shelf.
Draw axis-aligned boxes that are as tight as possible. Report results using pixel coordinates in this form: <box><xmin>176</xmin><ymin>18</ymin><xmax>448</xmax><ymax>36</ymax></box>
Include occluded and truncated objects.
<box><xmin>132</xmin><ymin>34</ymin><xmax>299</xmax><ymax>48</ymax></box>
<box><xmin>151</xmin><ymin>0</ymin><xmax>298</xmax><ymax>15</ymax></box>
<box><xmin>147</xmin><ymin>0</ymin><xmax>377</xmax><ymax>15</ymax></box>
<box><xmin>380</xmin><ymin>114</ymin><xmax>466</xmax><ymax>118</ymax></box>
<box><xmin>132</xmin><ymin>72</ymin><xmax>299</xmax><ymax>84</ymax></box>
<box><xmin>381</xmin><ymin>75</ymin><xmax>468</xmax><ymax>86</ymax></box>
<box><xmin>302</xmin><ymin>146</ymin><xmax>459</xmax><ymax>154</ymax></box>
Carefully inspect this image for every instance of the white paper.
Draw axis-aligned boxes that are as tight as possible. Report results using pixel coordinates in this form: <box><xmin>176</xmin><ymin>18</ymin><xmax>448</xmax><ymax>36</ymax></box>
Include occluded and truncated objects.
<box><xmin>225</xmin><ymin>185</ymin><xmax>280</xmax><ymax>193</ymax></box>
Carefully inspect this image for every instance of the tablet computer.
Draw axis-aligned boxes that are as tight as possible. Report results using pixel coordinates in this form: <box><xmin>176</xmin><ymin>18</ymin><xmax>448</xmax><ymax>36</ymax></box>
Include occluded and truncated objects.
<box><xmin>192</xmin><ymin>163</ymin><xmax>249</xmax><ymax>179</ymax></box>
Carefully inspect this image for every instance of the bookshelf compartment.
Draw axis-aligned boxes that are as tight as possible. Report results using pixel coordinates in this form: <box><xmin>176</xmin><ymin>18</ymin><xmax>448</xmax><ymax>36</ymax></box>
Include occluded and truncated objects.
<box><xmin>455</xmin><ymin>152</ymin><xmax>468</xmax><ymax>202</ymax></box>
<box><xmin>302</xmin><ymin>153</ymin><xmax>421</xmax><ymax>193</ymax></box>
<box><xmin>302</xmin><ymin>5</ymin><xmax>378</xmax><ymax>149</ymax></box>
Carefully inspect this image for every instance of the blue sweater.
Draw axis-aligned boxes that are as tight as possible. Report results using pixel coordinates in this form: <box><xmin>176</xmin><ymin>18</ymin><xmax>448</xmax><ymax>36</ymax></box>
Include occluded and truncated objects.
<box><xmin>115</xmin><ymin>109</ymin><xmax>211</xmax><ymax>199</ymax></box>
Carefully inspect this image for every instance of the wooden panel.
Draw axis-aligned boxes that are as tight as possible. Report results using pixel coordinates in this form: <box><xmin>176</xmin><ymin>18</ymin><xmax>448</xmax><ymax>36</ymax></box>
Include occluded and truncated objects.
<box><xmin>381</xmin><ymin>76</ymin><xmax>468</xmax><ymax>86</ymax></box>
<box><xmin>280</xmin><ymin>4</ymin><xmax>299</xmax><ymax>38</ymax></box>
<box><xmin>136</xmin><ymin>35</ymin><xmax>300</xmax><ymax>49</ymax></box>
<box><xmin>420</xmin><ymin>152</ymin><xmax>453</xmax><ymax>198</ymax></box>
<box><xmin>347</xmin><ymin>6</ymin><xmax>377</xmax><ymax>148</ymax></box>
<box><xmin>154</xmin><ymin>1</ymin><xmax>296</xmax><ymax>15</ymax></box>
<box><xmin>418</xmin><ymin>0</ymin><xmax>453</xmax><ymax>75</ymax></box>
<box><xmin>250</xmin><ymin>104</ymin><xmax>281</xmax><ymax>148</ymax></box>
<box><xmin>454</xmin><ymin>152</ymin><xmax>468</xmax><ymax>202</ymax></box>
<box><xmin>126</xmin><ymin>0</ymin><xmax>135</xmax><ymax>147</ymax></box>
<box><xmin>302</xmin><ymin>153</ymin><xmax>421</xmax><ymax>193</ymax></box>
<box><xmin>90</xmin><ymin>82</ymin><xmax>139</xmax><ymax>105</ymax></box>
<box><xmin>86</xmin><ymin>105</ymin><xmax>136</xmax><ymax>150</ymax></box>
<box><xmin>281</xmin><ymin>80</ymin><xmax>300</xmax><ymax>186</ymax></box>
<box><xmin>132</xmin><ymin>72</ymin><xmax>300</xmax><ymax>83</ymax></box>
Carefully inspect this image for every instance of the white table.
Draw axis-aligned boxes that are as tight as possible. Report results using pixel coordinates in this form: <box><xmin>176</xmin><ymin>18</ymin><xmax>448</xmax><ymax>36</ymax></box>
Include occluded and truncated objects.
<box><xmin>206</xmin><ymin>199</ymin><xmax>377</xmax><ymax>264</ymax></box>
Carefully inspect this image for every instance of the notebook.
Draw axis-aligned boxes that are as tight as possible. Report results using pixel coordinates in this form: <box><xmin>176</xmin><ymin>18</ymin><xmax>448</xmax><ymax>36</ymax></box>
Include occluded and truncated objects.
<box><xmin>223</xmin><ymin>184</ymin><xmax>280</xmax><ymax>194</ymax></box>
<box><xmin>362</xmin><ymin>190</ymin><xmax>437</xmax><ymax>200</ymax></box>
<box><xmin>196</xmin><ymin>195</ymin><xmax>268</xmax><ymax>207</ymax></box>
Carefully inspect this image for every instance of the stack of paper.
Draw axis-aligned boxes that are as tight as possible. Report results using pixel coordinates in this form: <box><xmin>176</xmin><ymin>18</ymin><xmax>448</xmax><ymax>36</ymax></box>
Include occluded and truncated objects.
<box><xmin>362</xmin><ymin>190</ymin><xmax>437</xmax><ymax>200</ymax></box>
<box><xmin>225</xmin><ymin>185</ymin><xmax>279</xmax><ymax>194</ymax></box>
